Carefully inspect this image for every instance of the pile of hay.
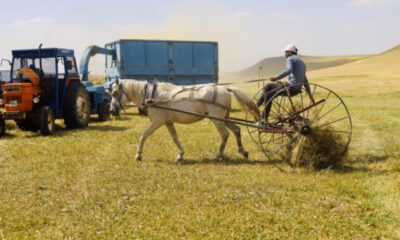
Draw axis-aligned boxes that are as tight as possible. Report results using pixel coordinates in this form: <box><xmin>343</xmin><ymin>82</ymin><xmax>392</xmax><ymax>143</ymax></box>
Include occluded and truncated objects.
<box><xmin>298</xmin><ymin>125</ymin><xmax>348</xmax><ymax>169</ymax></box>
<box><xmin>280</xmin><ymin>104</ymin><xmax>349</xmax><ymax>170</ymax></box>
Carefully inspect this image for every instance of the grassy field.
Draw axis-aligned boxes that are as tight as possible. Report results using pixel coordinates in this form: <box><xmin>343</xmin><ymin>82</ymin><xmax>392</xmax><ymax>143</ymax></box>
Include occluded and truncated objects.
<box><xmin>1</xmin><ymin>74</ymin><xmax>399</xmax><ymax>239</ymax></box>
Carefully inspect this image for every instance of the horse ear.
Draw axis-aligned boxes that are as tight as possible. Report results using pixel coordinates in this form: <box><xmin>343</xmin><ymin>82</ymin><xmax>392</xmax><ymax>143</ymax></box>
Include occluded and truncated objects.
<box><xmin>116</xmin><ymin>78</ymin><xmax>119</xmax><ymax>85</ymax></box>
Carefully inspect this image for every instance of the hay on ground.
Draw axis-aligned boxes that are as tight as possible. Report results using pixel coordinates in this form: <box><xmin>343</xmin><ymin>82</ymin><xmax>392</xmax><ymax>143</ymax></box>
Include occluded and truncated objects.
<box><xmin>298</xmin><ymin>125</ymin><xmax>348</xmax><ymax>169</ymax></box>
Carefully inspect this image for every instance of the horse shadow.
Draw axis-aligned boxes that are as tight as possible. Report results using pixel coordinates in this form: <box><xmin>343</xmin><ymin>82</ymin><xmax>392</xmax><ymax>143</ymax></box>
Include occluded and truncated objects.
<box><xmin>106</xmin><ymin>115</ymin><xmax>139</xmax><ymax>122</ymax></box>
<box><xmin>157</xmin><ymin>157</ymin><xmax>281</xmax><ymax>166</ymax></box>
<box><xmin>83</xmin><ymin>125</ymin><xmax>129</xmax><ymax>132</ymax></box>
<box><xmin>156</xmin><ymin>152</ymin><xmax>398</xmax><ymax>175</ymax></box>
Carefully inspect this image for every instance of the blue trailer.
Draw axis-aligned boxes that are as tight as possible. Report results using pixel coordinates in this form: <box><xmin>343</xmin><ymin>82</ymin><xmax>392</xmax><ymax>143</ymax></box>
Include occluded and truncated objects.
<box><xmin>79</xmin><ymin>39</ymin><xmax>218</xmax><ymax>115</ymax></box>
<box><xmin>94</xmin><ymin>39</ymin><xmax>218</xmax><ymax>85</ymax></box>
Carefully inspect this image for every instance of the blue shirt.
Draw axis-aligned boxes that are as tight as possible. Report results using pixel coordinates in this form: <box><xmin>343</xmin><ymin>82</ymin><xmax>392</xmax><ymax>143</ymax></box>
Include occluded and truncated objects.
<box><xmin>275</xmin><ymin>55</ymin><xmax>311</xmax><ymax>93</ymax></box>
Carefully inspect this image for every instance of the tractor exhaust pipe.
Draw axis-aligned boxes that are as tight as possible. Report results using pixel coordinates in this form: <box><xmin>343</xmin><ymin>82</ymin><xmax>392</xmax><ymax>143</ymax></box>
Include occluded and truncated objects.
<box><xmin>38</xmin><ymin>43</ymin><xmax>45</xmax><ymax>94</ymax></box>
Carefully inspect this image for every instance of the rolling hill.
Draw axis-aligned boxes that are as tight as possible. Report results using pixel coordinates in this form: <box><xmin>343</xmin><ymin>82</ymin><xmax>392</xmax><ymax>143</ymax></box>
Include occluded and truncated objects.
<box><xmin>232</xmin><ymin>55</ymin><xmax>369</xmax><ymax>81</ymax></box>
<box><xmin>309</xmin><ymin>44</ymin><xmax>400</xmax><ymax>79</ymax></box>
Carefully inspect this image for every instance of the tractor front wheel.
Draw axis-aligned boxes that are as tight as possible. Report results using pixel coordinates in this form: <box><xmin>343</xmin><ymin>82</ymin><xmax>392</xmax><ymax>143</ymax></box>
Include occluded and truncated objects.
<box><xmin>0</xmin><ymin>117</ymin><xmax>5</xmax><ymax>137</ymax></box>
<box><xmin>39</xmin><ymin>106</ymin><xmax>55</xmax><ymax>136</ymax></box>
<box><xmin>64</xmin><ymin>83</ymin><xmax>90</xmax><ymax>129</ymax></box>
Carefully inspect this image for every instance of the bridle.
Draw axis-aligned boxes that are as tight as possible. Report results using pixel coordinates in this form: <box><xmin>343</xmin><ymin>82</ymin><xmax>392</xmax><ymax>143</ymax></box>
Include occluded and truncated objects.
<box><xmin>113</xmin><ymin>82</ymin><xmax>129</xmax><ymax>111</ymax></box>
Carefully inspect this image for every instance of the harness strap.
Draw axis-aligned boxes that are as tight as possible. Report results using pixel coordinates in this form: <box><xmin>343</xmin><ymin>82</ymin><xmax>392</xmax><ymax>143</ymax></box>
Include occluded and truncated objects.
<box><xmin>141</xmin><ymin>83</ymin><xmax>149</xmax><ymax>108</ymax></box>
<box><xmin>143</xmin><ymin>83</ymin><xmax>230</xmax><ymax>110</ymax></box>
<box><xmin>151</xmin><ymin>84</ymin><xmax>158</xmax><ymax>98</ymax></box>
<box><xmin>170</xmin><ymin>85</ymin><xmax>209</xmax><ymax>100</ymax></box>
<box><xmin>212</xmin><ymin>85</ymin><xmax>218</xmax><ymax>103</ymax></box>
<box><xmin>148</xmin><ymin>98</ymin><xmax>231</xmax><ymax>111</ymax></box>
<box><xmin>189</xmin><ymin>88</ymin><xmax>195</xmax><ymax>100</ymax></box>
<box><xmin>142</xmin><ymin>82</ymin><xmax>159</xmax><ymax>111</ymax></box>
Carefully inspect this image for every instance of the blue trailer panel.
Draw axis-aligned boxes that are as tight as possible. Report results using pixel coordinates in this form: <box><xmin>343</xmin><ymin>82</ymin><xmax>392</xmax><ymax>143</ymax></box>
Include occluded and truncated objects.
<box><xmin>0</xmin><ymin>70</ymin><xmax>11</xmax><ymax>82</ymax></box>
<box><xmin>104</xmin><ymin>39</ymin><xmax>218</xmax><ymax>85</ymax></box>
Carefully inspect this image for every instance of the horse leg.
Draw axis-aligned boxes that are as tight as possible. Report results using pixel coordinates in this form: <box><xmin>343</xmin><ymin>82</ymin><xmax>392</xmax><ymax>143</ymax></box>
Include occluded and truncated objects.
<box><xmin>225</xmin><ymin>122</ymin><xmax>249</xmax><ymax>159</ymax></box>
<box><xmin>135</xmin><ymin>121</ymin><xmax>164</xmax><ymax>161</ymax></box>
<box><xmin>212</xmin><ymin>120</ymin><xmax>229</xmax><ymax>161</ymax></box>
<box><xmin>166</xmin><ymin>123</ymin><xmax>184</xmax><ymax>162</ymax></box>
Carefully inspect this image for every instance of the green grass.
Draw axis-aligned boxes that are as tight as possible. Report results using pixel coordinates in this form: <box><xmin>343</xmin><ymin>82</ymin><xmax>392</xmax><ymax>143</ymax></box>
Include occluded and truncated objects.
<box><xmin>1</xmin><ymin>81</ymin><xmax>399</xmax><ymax>239</ymax></box>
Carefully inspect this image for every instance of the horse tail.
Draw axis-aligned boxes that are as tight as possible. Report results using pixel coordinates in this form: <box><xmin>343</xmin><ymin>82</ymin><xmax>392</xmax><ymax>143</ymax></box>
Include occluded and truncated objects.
<box><xmin>227</xmin><ymin>87</ymin><xmax>260</xmax><ymax>119</ymax></box>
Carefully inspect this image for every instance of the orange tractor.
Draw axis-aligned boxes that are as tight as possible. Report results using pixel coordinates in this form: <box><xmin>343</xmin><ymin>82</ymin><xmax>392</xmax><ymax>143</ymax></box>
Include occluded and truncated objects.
<box><xmin>1</xmin><ymin>67</ymin><xmax>42</xmax><ymax>131</ymax></box>
<box><xmin>3</xmin><ymin>68</ymin><xmax>41</xmax><ymax>111</ymax></box>
<box><xmin>0</xmin><ymin>45</ymin><xmax>101</xmax><ymax>137</ymax></box>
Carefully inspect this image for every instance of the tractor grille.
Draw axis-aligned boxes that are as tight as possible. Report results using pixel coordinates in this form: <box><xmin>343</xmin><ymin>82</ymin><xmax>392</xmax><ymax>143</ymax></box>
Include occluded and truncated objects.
<box><xmin>5</xmin><ymin>96</ymin><xmax>22</xmax><ymax>104</ymax></box>
<box><xmin>4</xmin><ymin>86</ymin><xmax>21</xmax><ymax>92</ymax></box>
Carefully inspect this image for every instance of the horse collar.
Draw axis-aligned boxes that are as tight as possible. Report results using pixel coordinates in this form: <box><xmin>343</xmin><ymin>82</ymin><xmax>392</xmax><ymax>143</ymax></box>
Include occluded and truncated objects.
<box><xmin>142</xmin><ymin>82</ymin><xmax>158</xmax><ymax>108</ymax></box>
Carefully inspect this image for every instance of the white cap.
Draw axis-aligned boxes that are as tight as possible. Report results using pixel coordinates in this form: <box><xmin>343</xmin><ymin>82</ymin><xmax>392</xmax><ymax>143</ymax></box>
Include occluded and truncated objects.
<box><xmin>282</xmin><ymin>44</ymin><xmax>298</xmax><ymax>53</ymax></box>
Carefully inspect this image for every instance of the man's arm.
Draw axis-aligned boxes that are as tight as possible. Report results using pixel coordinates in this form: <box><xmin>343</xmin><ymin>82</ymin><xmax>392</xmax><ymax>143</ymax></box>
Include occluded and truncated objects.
<box><xmin>275</xmin><ymin>57</ymin><xmax>294</xmax><ymax>80</ymax></box>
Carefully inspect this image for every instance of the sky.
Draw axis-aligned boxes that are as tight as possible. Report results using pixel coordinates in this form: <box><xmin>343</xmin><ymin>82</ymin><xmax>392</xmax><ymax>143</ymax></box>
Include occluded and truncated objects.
<box><xmin>1</xmin><ymin>0</ymin><xmax>400</xmax><ymax>73</ymax></box>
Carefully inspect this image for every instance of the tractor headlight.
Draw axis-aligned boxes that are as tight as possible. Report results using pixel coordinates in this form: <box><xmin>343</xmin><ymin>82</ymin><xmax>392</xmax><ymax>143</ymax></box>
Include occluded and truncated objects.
<box><xmin>33</xmin><ymin>96</ymin><xmax>40</xmax><ymax>104</ymax></box>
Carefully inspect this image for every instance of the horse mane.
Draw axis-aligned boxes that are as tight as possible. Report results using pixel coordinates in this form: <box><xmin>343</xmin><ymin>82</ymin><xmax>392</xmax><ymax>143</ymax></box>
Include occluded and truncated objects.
<box><xmin>122</xmin><ymin>79</ymin><xmax>147</xmax><ymax>104</ymax></box>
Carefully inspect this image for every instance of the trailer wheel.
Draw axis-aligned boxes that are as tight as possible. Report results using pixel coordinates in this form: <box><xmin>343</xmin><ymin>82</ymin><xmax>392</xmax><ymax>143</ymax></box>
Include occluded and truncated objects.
<box><xmin>0</xmin><ymin>117</ymin><xmax>5</xmax><ymax>137</ymax></box>
<box><xmin>39</xmin><ymin>106</ymin><xmax>55</xmax><ymax>136</ymax></box>
<box><xmin>98</xmin><ymin>101</ymin><xmax>110</xmax><ymax>121</ymax></box>
<box><xmin>64</xmin><ymin>82</ymin><xmax>90</xmax><ymax>129</ymax></box>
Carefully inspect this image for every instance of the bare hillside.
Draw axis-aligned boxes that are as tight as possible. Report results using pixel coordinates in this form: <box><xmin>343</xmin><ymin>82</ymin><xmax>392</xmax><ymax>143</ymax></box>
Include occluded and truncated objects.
<box><xmin>231</xmin><ymin>55</ymin><xmax>368</xmax><ymax>82</ymax></box>
<box><xmin>309</xmin><ymin>45</ymin><xmax>400</xmax><ymax>78</ymax></box>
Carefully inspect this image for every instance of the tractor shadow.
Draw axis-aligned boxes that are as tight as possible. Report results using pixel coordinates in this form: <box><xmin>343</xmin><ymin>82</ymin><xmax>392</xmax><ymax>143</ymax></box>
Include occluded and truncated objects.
<box><xmin>0</xmin><ymin>132</ymin><xmax>18</xmax><ymax>139</ymax></box>
<box><xmin>19</xmin><ymin>124</ymin><xmax>129</xmax><ymax>138</ymax></box>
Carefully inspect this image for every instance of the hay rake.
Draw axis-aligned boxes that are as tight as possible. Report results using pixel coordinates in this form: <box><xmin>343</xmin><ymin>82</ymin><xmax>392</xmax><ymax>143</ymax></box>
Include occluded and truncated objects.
<box><xmin>246</xmin><ymin>83</ymin><xmax>352</xmax><ymax>169</ymax></box>
<box><xmin>149</xmin><ymin>82</ymin><xmax>352</xmax><ymax>169</ymax></box>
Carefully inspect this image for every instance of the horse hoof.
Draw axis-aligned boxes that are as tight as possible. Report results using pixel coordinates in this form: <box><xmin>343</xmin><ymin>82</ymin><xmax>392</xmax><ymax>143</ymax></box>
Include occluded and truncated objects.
<box><xmin>176</xmin><ymin>157</ymin><xmax>183</xmax><ymax>163</ymax></box>
<box><xmin>135</xmin><ymin>155</ymin><xmax>142</xmax><ymax>161</ymax></box>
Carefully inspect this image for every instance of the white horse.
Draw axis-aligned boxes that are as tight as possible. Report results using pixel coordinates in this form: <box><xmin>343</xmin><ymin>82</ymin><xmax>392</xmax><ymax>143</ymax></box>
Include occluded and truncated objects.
<box><xmin>110</xmin><ymin>79</ymin><xmax>260</xmax><ymax>162</ymax></box>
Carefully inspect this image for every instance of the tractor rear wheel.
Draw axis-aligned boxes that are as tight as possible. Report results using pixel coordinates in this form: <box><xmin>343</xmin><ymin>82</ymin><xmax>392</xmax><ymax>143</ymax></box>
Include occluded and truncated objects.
<box><xmin>64</xmin><ymin>82</ymin><xmax>90</xmax><ymax>129</ymax></box>
<box><xmin>98</xmin><ymin>101</ymin><xmax>110</xmax><ymax>122</ymax></box>
<box><xmin>0</xmin><ymin>117</ymin><xmax>5</xmax><ymax>137</ymax></box>
<box><xmin>39</xmin><ymin>106</ymin><xmax>55</xmax><ymax>136</ymax></box>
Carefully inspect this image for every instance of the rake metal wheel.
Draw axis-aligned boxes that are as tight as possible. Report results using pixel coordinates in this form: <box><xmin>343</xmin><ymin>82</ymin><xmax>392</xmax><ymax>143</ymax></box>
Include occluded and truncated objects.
<box><xmin>246</xmin><ymin>83</ymin><xmax>352</xmax><ymax>168</ymax></box>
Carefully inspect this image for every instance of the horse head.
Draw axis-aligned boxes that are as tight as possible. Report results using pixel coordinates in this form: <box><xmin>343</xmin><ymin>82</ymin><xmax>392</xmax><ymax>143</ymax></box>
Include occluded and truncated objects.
<box><xmin>110</xmin><ymin>80</ymin><xmax>129</xmax><ymax>116</ymax></box>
